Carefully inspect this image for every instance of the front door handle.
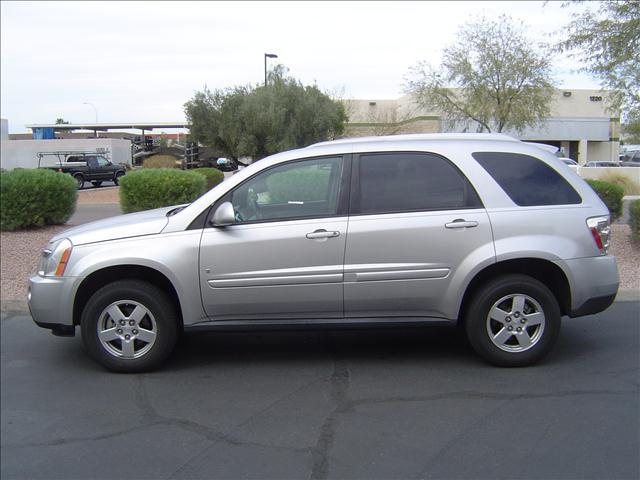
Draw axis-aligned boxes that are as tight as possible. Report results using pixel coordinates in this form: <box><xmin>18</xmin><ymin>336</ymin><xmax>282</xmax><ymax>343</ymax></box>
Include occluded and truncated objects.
<box><xmin>445</xmin><ymin>219</ymin><xmax>479</xmax><ymax>229</ymax></box>
<box><xmin>306</xmin><ymin>229</ymin><xmax>340</xmax><ymax>239</ymax></box>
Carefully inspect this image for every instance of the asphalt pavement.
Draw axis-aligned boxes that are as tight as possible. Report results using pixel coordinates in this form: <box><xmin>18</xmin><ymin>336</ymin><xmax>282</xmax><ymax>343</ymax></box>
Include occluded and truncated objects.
<box><xmin>1</xmin><ymin>301</ymin><xmax>638</xmax><ymax>479</ymax></box>
<box><xmin>69</xmin><ymin>203</ymin><xmax>122</xmax><ymax>224</ymax></box>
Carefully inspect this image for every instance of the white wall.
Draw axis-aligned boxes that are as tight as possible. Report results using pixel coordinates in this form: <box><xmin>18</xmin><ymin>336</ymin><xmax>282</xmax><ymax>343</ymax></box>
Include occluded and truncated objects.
<box><xmin>0</xmin><ymin>138</ymin><xmax>132</xmax><ymax>170</ymax></box>
<box><xmin>587</xmin><ymin>142</ymin><xmax>615</xmax><ymax>163</ymax></box>
<box><xmin>0</xmin><ymin>119</ymin><xmax>8</xmax><ymax>141</ymax></box>
<box><xmin>578</xmin><ymin>167</ymin><xmax>640</xmax><ymax>185</ymax></box>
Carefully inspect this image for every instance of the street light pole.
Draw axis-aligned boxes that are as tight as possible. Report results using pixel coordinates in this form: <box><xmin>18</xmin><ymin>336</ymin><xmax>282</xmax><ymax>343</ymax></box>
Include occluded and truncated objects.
<box><xmin>83</xmin><ymin>102</ymin><xmax>98</xmax><ymax>138</ymax></box>
<box><xmin>264</xmin><ymin>53</ymin><xmax>278</xmax><ymax>86</ymax></box>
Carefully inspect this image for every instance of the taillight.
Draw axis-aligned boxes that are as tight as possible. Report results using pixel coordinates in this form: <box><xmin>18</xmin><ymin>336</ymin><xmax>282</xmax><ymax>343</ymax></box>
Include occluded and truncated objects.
<box><xmin>586</xmin><ymin>216</ymin><xmax>610</xmax><ymax>255</ymax></box>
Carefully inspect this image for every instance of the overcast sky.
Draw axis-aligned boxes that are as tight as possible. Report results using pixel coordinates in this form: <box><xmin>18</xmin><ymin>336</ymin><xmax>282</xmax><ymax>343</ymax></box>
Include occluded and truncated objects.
<box><xmin>1</xmin><ymin>1</ymin><xmax>599</xmax><ymax>133</ymax></box>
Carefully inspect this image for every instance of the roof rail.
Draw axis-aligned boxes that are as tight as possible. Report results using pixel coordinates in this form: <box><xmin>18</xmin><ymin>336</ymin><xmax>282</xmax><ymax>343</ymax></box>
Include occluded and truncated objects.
<box><xmin>307</xmin><ymin>132</ymin><xmax>519</xmax><ymax>148</ymax></box>
<box><xmin>36</xmin><ymin>150</ymin><xmax>110</xmax><ymax>157</ymax></box>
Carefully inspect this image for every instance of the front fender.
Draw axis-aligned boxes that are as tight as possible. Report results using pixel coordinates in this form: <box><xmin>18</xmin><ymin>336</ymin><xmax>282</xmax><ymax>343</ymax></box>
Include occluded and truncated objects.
<box><xmin>64</xmin><ymin>230</ymin><xmax>206</xmax><ymax>326</ymax></box>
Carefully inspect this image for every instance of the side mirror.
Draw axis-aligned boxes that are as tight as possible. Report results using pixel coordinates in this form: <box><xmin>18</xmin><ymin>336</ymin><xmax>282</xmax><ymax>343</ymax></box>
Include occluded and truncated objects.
<box><xmin>210</xmin><ymin>201</ymin><xmax>235</xmax><ymax>227</ymax></box>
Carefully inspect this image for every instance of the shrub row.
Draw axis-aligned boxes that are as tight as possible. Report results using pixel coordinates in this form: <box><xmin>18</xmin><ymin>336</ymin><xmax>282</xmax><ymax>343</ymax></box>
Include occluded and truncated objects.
<box><xmin>193</xmin><ymin>168</ymin><xmax>225</xmax><ymax>190</ymax></box>
<box><xmin>585</xmin><ymin>179</ymin><xmax>624</xmax><ymax>221</ymax></box>
<box><xmin>119</xmin><ymin>168</ymin><xmax>206</xmax><ymax>213</ymax></box>
<box><xmin>629</xmin><ymin>199</ymin><xmax>640</xmax><ymax>241</ymax></box>
<box><xmin>0</xmin><ymin>169</ymin><xmax>77</xmax><ymax>231</ymax></box>
<box><xmin>142</xmin><ymin>155</ymin><xmax>180</xmax><ymax>169</ymax></box>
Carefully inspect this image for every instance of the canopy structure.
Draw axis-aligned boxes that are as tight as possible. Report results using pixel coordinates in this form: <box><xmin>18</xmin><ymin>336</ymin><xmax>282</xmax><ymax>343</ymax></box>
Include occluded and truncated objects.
<box><xmin>26</xmin><ymin>122</ymin><xmax>190</xmax><ymax>132</ymax></box>
<box><xmin>26</xmin><ymin>122</ymin><xmax>190</xmax><ymax>140</ymax></box>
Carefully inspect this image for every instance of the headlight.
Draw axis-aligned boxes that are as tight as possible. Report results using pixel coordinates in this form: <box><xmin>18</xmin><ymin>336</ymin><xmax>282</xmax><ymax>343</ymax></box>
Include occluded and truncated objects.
<box><xmin>38</xmin><ymin>238</ymin><xmax>73</xmax><ymax>277</ymax></box>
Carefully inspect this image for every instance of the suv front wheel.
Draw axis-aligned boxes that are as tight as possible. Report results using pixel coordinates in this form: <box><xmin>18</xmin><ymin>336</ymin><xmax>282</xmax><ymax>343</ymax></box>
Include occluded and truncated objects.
<box><xmin>465</xmin><ymin>274</ymin><xmax>561</xmax><ymax>367</ymax></box>
<box><xmin>80</xmin><ymin>280</ymin><xmax>179</xmax><ymax>372</ymax></box>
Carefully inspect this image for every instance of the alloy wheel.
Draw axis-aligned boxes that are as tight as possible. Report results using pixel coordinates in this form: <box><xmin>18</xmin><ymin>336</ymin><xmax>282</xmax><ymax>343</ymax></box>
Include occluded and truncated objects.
<box><xmin>485</xmin><ymin>293</ymin><xmax>546</xmax><ymax>352</ymax></box>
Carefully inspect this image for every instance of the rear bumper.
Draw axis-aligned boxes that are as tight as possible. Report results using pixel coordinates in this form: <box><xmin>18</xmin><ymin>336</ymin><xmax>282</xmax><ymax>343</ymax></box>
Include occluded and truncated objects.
<box><xmin>570</xmin><ymin>293</ymin><xmax>617</xmax><ymax>317</ymax></box>
<box><xmin>558</xmin><ymin>255</ymin><xmax>619</xmax><ymax>318</ymax></box>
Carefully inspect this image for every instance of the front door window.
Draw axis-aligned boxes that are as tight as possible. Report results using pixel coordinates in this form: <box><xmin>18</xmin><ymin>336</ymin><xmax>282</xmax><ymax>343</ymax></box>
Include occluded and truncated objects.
<box><xmin>230</xmin><ymin>157</ymin><xmax>343</xmax><ymax>223</ymax></box>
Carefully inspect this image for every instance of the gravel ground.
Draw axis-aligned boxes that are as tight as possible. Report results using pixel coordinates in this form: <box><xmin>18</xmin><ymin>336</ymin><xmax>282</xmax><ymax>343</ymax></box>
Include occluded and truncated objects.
<box><xmin>609</xmin><ymin>224</ymin><xmax>640</xmax><ymax>290</ymax></box>
<box><xmin>1</xmin><ymin>215</ymin><xmax>638</xmax><ymax>303</ymax></box>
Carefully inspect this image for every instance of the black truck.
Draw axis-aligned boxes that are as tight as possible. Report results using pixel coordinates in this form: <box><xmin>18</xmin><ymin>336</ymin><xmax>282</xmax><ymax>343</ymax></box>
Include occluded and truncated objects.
<box><xmin>37</xmin><ymin>151</ymin><xmax>127</xmax><ymax>189</ymax></box>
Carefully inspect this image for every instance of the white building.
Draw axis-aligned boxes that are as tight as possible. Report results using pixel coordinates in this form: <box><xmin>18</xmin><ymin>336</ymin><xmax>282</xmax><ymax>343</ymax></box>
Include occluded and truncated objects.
<box><xmin>345</xmin><ymin>89</ymin><xmax>620</xmax><ymax>164</ymax></box>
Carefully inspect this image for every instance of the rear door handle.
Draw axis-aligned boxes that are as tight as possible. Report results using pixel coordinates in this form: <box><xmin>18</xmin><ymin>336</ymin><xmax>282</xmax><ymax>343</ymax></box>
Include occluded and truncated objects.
<box><xmin>306</xmin><ymin>229</ymin><xmax>340</xmax><ymax>239</ymax></box>
<box><xmin>445</xmin><ymin>219</ymin><xmax>479</xmax><ymax>229</ymax></box>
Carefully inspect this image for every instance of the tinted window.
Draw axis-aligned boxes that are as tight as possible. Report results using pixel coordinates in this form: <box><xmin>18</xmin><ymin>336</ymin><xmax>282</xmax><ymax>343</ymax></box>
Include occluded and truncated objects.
<box><xmin>357</xmin><ymin>152</ymin><xmax>481</xmax><ymax>214</ymax></box>
<box><xmin>230</xmin><ymin>157</ymin><xmax>343</xmax><ymax>223</ymax></box>
<box><xmin>472</xmin><ymin>152</ymin><xmax>581</xmax><ymax>206</ymax></box>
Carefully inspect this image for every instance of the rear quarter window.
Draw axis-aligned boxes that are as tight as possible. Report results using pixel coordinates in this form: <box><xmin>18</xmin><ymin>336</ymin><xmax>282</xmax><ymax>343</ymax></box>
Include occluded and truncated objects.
<box><xmin>472</xmin><ymin>152</ymin><xmax>581</xmax><ymax>206</ymax></box>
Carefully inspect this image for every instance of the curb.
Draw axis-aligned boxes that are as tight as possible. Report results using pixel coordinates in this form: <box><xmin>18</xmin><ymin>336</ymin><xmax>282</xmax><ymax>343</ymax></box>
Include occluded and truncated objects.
<box><xmin>2</xmin><ymin>289</ymin><xmax>639</xmax><ymax>315</ymax></box>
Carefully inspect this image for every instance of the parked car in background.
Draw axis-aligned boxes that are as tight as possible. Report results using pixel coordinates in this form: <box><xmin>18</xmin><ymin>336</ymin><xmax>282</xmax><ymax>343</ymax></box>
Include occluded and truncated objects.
<box><xmin>37</xmin><ymin>151</ymin><xmax>127</xmax><ymax>189</ymax></box>
<box><xmin>559</xmin><ymin>157</ymin><xmax>578</xmax><ymax>166</ymax></box>
<box><xmin>619</xmin><ymin>150</ymin><xmax>640</xmax><ymax>167</ymax></box>
<box><xmin>28</xmin><ymin>133</ymin><xmax>619</xmax><ymax>372</ymax></box>
<box><xmin>585</xmin><ymin>161</ymin><xmax>620</xmax><ymax>168</ymax></box>
<box><xmin>215</xmin><ymin>157</ymin><xmax>238</xmax><ymax>172</ymax></box>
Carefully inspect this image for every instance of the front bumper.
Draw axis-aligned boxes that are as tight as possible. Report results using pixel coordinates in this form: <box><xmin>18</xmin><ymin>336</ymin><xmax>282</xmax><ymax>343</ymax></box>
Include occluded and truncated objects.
<box><xmin>28</xmin><ymin>274</ymin><xmax>76</xmax><ymax>336</ymax></box>
<box><xmin>559</xmin><ymin>255</ymin><xmax>620</xmax><ymax>318</ymax></box>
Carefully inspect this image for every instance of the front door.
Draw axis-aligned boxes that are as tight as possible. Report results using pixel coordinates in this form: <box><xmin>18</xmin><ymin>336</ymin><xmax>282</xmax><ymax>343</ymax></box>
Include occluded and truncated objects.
<box><xmin>199</xmin><ymin>155</ymin><xmax>349</xmax><ymax>320</ymax></box>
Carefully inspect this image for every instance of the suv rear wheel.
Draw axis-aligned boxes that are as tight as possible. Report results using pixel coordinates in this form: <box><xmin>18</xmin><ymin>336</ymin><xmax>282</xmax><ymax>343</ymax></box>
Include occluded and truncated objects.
<box><xmin>80</xmin><ymin>280</ymin><xmax>179</xmax><ymax>372</ymax></box>
<box><xmin>465</xmin><ymin>274</ymin><xmax>561</xmax><ymax>367</ymax></box>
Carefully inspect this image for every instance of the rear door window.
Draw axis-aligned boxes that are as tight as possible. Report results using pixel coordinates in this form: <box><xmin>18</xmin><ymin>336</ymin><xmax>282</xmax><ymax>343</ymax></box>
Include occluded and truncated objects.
<box><xmin>354</xmin><ymin>152</ymin><xmax>481</xmax><ymax>214</ymax></box>
<box><xmin>472</xmin><ymin>152</ymin><xmax>582</xmax><ymax>206</ymax></box>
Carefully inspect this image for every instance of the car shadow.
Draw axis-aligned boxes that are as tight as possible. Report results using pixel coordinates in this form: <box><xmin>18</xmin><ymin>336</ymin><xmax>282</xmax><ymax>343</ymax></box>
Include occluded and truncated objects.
<box><xmin>165</xmin><ymin>324</ymin><xmax>477</xmax><ymax>371</ymax></box>
<box><xmin>48</xmin><ymin>317</ymin><xmax>606</xmax><ymax>373</ymax></box>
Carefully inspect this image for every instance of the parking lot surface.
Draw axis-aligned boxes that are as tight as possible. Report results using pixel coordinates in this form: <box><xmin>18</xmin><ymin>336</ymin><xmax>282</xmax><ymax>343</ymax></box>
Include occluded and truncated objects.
<box><xmin>1</xmin><ymin>301</ymin><xmax>638</xmax><ymax>479</ymax></box>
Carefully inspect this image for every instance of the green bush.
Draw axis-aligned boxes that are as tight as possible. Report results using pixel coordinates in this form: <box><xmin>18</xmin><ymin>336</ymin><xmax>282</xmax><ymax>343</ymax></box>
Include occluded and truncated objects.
<box><xmin>629</xmin><ymin>199</ymin><xmax>640</xmax><ymax>241</ymax></box>
<box><xmin>1</xmin><ymin>169</ymin><xmax>77</xmax><ymax>231</ymax></box>
<box><xmin>193</xmin><ymin>167</ymin><xmax>225</xmax><ymax>190</ymax></box>
<box><xmin>267</xmin><ymin>167</ymin><xmax>331</xmax><ymax>203</ymax></box>
<box><xmin>585</xmin><ymin>179</ymin><xmax>624</xmax><ymax>221</ymax></box>
<box><xmin>142</xmin><ymin>155</ymin><xmax>180</xmax><ymax>169</ymax></box>
<box><xmin>119</xmin><ymin>168</ymin><xmax>206</xmax><ymax>213</ymax></box>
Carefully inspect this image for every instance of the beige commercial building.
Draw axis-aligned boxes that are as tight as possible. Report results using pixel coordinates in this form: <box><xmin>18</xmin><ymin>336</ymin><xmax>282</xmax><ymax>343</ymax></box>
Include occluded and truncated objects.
<box><xmin>345</xmin><ymin>89</ymin><xmax>620</xmax><ymax>164</ymax></box>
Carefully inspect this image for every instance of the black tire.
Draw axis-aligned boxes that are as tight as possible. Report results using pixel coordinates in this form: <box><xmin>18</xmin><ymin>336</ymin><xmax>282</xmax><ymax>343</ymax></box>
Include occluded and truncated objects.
<box><xmin>113</xmin><ymin>171</ymin><xmax>125</xmax><ymax>186</ymax></box>
<box><xmin>91</xmin><ymin>181</ymin><xmax>103</xmax><ymax>187</ymax></box>
<box><xmin>464</xmin><ymin>274</ymin><xmax>561</xmax><ymax>367</ymax></box>
<box><xmin>74</xmin><ymin>173</ymin><xmax>85</xmax><ymax>189</ymax></box>
<box><xmin>81</xmin><ymin>280</ymin><xmax>179</xmax><ymax>373</ymax></box>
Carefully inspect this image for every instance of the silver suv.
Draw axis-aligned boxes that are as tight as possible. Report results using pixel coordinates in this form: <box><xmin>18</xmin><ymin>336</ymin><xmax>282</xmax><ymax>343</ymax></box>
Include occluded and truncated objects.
<box><xmin>28</xmin><ymin>134</ymin><xmax>619</xmax><ymax>372</ymax></box>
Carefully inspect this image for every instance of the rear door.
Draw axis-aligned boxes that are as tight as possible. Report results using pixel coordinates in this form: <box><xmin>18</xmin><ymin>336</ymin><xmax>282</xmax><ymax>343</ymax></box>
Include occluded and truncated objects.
<box><xmin>344</xmin><ymin>152</ymin><xmax>494</xmax><ymax>319</ymax></box>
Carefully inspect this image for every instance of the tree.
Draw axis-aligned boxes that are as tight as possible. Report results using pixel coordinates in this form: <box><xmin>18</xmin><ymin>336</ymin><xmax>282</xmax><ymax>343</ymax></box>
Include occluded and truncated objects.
<box><xmin>623</xmin><ymin>111</ymin><xmax>640</xmax><ymax>143</ymax></box>
<box><xmin>55</xmin><ymin>118</ymin><xmax>69</xmax><ymax>124</ymax></box>
<box><xmin>184</xmin><ymin>66</ymin><xmax>347</xmax><ymax>161</ymax></box>
<box><xmin>555</xmin><ymin>1</ymin><xmax>639</xmax><ymax>128</ymax></box>
<box><xmin>404</xmin><ymin>15</ymin><xmax>556</xmax><ymax>133</ymax></box>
